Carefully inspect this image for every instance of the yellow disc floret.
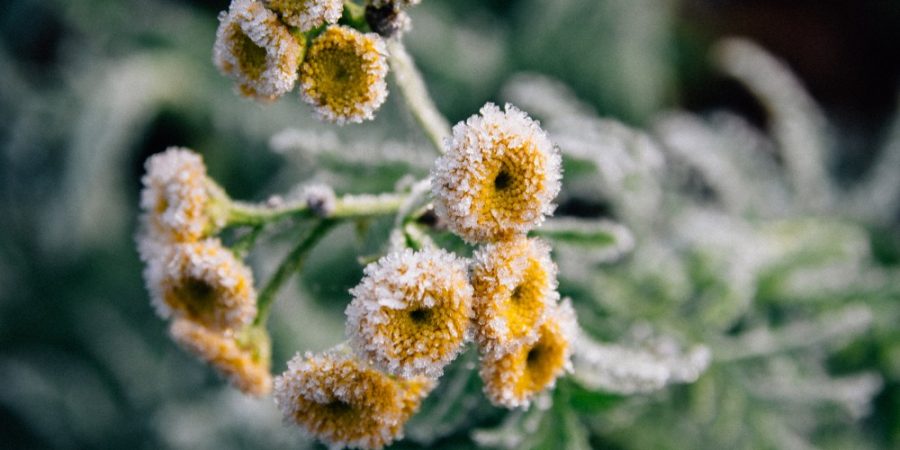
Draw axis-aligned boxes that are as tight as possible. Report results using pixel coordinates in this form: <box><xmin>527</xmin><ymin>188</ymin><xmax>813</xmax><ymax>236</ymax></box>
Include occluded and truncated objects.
<box><xmin>346</xmin><ymin>248</ymin><xmax>473</xmax><ymax>379</ymax></box>
<box><xmin>151</xmin><ymin>238</ymin><xmax>257</xmax><ymax>331</ymax></box>
<box><xmin>274</xmin><ymin>348</ymin><xmax>418</xmax><ymax>450</ymax></box>
<box><xmin>214</xmin><ymin>0</ymin><xmax>304</xmax><ymax>101</ymax></box>
<box><xmin>170</xmin><ymin>319</ymin><xmax>272</xmax><ymax>396</ymax></box>
<box><xmin>480</xmin><ymin>299</ymin><xmax>576</xmax><ymax>408</ymax></box>
<box><xmin>431</xmin><ymin>103</ymin><xmax>562</xmax><ymax>243</ymax></box>
<box><xmin>471</xmin><ymin>237</ymin><xmax>559</xmax><ymax>357</ymax></box>
<box><xmin>299</xmin><ymin>25</ymin><xmax>389</xmax><ymax>124</ymax></box>
<box><xmin>264</xmin><ymin>0</ymin><xmax>342</xmax><ymax>31</ymax></box>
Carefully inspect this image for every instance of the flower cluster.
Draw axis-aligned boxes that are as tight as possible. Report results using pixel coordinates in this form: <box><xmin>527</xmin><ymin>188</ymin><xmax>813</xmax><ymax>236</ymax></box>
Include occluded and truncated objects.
<box><xmin>433</xmin><ymin>103</ymin><xmax>572</xmax><ymax>408</ymax></box>
<box><xmin>271</xmin><ymin>104</ymin><xmax>572</xmax><ymax>448</ymax></box>
<box><xmin>137</xmin><ymin>148</ymin><xmax>271</xmax><ymax>396</ymax></box>
<box><xmin>212</xmin><ymin>0</ymin><xmax>418</xmax><ymax>124</ymax></box>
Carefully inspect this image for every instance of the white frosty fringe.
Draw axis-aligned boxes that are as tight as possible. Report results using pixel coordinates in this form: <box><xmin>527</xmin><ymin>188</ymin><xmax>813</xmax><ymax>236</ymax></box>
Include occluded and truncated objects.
<box><xmin>345</xmin><ymin>248</ymin><xmax>474</xmax><ymax>379</ymax></box>
<box><xmin>572</xmin><ymin>328</ymin><xmax>711</xmax><ymax>395</ymax></box>
<box><xmin>431</xmin><ymin>102</ymin><xmax>562</xmax><ymax>242</ymax></box>
<box><xmin>265</xmin><ymin>0</ymin><xmax>342</xmax><ymax>32</ymax></box>
<box><xmin>139</xmin><ymin>147</ymin><xmax>211</xmax><ymax>244</ymax></box>
<box><xmin>214</xmin><ymin>0</ymin><xmax>302</xmax><ymax>100</ymax></box>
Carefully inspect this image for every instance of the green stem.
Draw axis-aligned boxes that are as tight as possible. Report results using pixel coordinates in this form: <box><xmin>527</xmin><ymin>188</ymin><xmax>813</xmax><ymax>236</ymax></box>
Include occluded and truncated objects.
<box><xmin>227</xmin><ymin>192</ymin><xmax>409</xmax><ymax>227</ymax></box>
<box><xmin>254</xmin><ymin>220</ymin><xmax>339</xmax><ymax>326</ymax></box>
<box><xmin>387</xmin><ymin>38</ymin><xmax>451</xmax><ymax>154</ymax></box>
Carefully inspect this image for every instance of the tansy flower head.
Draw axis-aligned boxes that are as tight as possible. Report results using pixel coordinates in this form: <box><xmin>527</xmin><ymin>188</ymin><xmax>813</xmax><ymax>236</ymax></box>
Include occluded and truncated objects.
<box><xmin>299</xmin><ymin>25</ymin><xmax>388</xmax><ymax>124</ymax></box>
<box><xmin>170</xmin><ymin>319</ymin><xmax>272</xmax><ymax>396</ymax></box>
<box><xmin>214</xmin><ymin>0</ymin><xmax>304</xmax><ymax>101</ymax></box>
<box><xmin>264</xmin><ymin>0</ymin><xmax>343</xmax><ymax>32</ymax></box>
<box><xmin>346</xmin><ymin>248</ymin><xmax>473</xmax><ymax>379</ymax></box>
<box><xmin>138</xmin><ymin>147</ymin><xmax>228</xmax><ymax>245</ymax></box>
<box><xmin>274</xmin><ymin>347</ymin><xmax>420</xmax><ymax>450</ymax></box>
<box><xmin>431</xmin><ymin>103</ymin><xmax>562</xmax><ymax>243</ymax></box>
<box><xmin>150</xmin><ymin>238</ymin><xmax>257</xmax><ymax>331</ymax></box>
<box><xmin>480</xmin><ymin>299</ymin><xmax>576</xmax><ymax>409</ymax></box>
<box><xmin>471</xmin><ymin>237</ymin><xmax>559</xmax><ymax>357</ymax></box>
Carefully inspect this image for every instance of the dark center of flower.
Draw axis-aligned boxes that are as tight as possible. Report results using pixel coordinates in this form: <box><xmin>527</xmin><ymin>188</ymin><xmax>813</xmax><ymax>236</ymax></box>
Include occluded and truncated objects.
<box><xmin>526</xmin><ymin>345</ymin><xmax>543</xmax><ymax>366</ymax></box>
<box><xmin>510</xmin><ymin>285</ymin><xmax>523</xmax><ymax>303</ymax></box>
<box><xmin>494</xmin><ymin>169</ymin><xmax>512</xmax><ymax>191</ymax></box>
<box><xmin>409</xmin><ymin>308</ymin><xmax>432</xmax><ymax>324</ymax></box>
<box><xmin>324</xmin><ymin>399</ymin><xmax>353</xmax><ymax>415</ymax></box>
<box><xmin>179</xmin><ymin>277</ymin><xmax>216</xmax><ymax>314</ymax></box>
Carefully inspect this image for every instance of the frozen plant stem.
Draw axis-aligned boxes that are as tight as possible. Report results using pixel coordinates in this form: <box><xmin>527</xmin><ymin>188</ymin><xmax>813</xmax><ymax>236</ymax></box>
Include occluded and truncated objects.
<box><xmin>228</xmin><ymin>192</ymin><xmax>409</xmax><ymax>226</ymax></box>
<box><xmin>388</xmin><ymin>38</ymin><xmax>450</xmax><ymax>154</ymax></box>
<box><xmin>254</xmin><ymin>220</ymin><xmax>339</xmax><ymax>326</ymax></box>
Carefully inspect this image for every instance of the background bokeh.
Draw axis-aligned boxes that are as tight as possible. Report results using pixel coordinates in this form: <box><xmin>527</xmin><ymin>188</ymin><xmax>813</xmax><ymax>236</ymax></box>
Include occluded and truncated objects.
<box><xmin>2</xmin><ymin>0</ymin><xmax>899</xmax><ymax>448</ymax></box>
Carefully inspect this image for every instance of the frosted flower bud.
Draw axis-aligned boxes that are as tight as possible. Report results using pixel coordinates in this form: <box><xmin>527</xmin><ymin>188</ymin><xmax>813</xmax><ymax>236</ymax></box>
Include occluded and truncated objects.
<box><xmin>138</xmin><ymin>147</ymin><xmax>228</xmax><ymax>247</ymax></box>
<box><xmin>264</xmin><ymin>0</ymin><xmax>343</xmax><ymax>32</ymax></box>
<box><xmin>346</xmin><ymin>248</ymin><xmax>474</xmax><ymax>379</ymax></box>
<box><xmin>480</xmin><ymin>299</ymin><xmax>576</xmax><ymax>409</ymax></box>
<box><xmin>274</xmin><ymin>347</ymin><xmax>432</xmax><ymax>450</ymax></box>
<box><xmin>170</xmin><ymin>319</ymin><xmax>272</xmax><ymax>396</ymax></box>
<box><xmin>214</xmin><ymin>0</ymin><xmax>304</xmax><ymax>101</ymax></box>
<box><xmin>431</xmin><ymin>103</ymin><xmax>562</xmax><ymax>243</ymax></box>
<box><xmin>471</xmin><ymin>237</ymin><xmax>559</xmax><ymax>357</ymax></box>
<box><xmin>302</xmin><ymin>183</ymin><xmax>337</xmax><ymax>217</ymax></box>
<box><xmin>149</xmin><ymin>238</ymin><xmax>257</xmax><ymax>331</ymax></box>
<box><xmin>299</xmin><ymin>25</ymin><xmax>389</xmax><ymax>124</ymax></box>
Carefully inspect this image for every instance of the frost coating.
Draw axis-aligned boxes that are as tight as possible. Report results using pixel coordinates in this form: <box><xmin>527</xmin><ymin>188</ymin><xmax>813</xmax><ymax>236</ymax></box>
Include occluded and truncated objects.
<box><xmin>274</xmin><ymin>347</ymin><xmax>433</xmax><ymax>450</ymax></box>
<box><xmin>480</xmin><ymin>298</ymin><xmax>576</xmax><ymax>409</ymax></box>
<box><xmin>431</xmin><ymin>103</ymin><xmax>562</xmax><ymax>243</ymax></box>
<box><xmin>264</xmin><ymin>0</ymin><xmax>342</xmax><ymax>31</ymax></box>
<box><xmin>471</xmin><ymin>237</ymin><xmax>559</xmax><ymax>357</ymax></box>
<box><xmin>170</xmin><ymin>318</ymin><xmax>272</xmax><ymax>396</ymax></box>
<box><xmin>299</xmin><ymin>25</ymin><xmax>389</xmax><ymax>124</ymax></box>
<box><xmin>150</xmin><ymin>238</ymin><xmax>257</xmax><ymax>331</ymax></box>
<box><xmin>346</xmin><ymin>248</ymin><xmax>474</xmax><ymax>379</ymax></box>
<box><xmin>214</xmin><ymin>0</ymin><xmax>304</xmax><ymax>101</ymax></box>
<box><xmin>138</xmin><ymin>147</ymin><xmax>218</xmax><ymax>246</ymax></box>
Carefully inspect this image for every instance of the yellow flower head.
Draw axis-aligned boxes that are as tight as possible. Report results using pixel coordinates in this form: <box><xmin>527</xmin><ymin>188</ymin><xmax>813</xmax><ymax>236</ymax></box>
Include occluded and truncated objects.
<box><xmin>214</xmin><ymin>0</ymin><xmax>304</xmax><ymax>101</ymax></box>
<box><xmin>431</xmin><ymin>103</ymin><xmax>562</xmax><ymax>243</ymax></box>
<box><xmin>274</xmin><ymin>348</ymin><xmax>429</xmax><ymax>450</ymax></box>
<box><xmin>471</xmin><ymin>237</ymin><xmax>559</xmax><ymax>357</ymax></box>
<box><xmin>346</xmin><ymin>248</ymin><xmax>473</xmax><ymax>379</ymax></box>
<box><xmin>138</xmin><ymin>147</ymin><xmax>227</xmax><ymax>246</ymax></box>
<box><xmin>480</xmin><ymin>299</ymin><xmax>576</xmax><ymax>408</ymax></box>
<box><xmin>264</xmin><ymin>0</ymin><xmax>342</xmax><ymax>32</ymax></box>
<box><xmin>170</xmin><ymin>318</ymin><xmax>272</xmax><ymax>396</ymax></box>
<box><xmin>150</xmin><ymin>238</ymin><xmax>257</xmax><ymax>331</ymax></box>
<box><xmin>299</xmin><ymin>25</ymin><xmax>389</xmax><ymax>124</ymax></box>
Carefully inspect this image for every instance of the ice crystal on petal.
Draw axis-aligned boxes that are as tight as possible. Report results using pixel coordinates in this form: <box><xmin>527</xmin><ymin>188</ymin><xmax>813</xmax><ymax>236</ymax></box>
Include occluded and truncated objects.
<box><xmin>214</xmin><ymin>0</ymin><xmax>304</xmax><ymax>101</ymax></box>
<box><xmin>346</xmin><ymin>248</ymin><xmax>473</xmax><ymax>379</ymax></box>
<box><xmin>431</xmin><ymin>103</ymin><xmax>561</xmax><ymax>243</ymax></box>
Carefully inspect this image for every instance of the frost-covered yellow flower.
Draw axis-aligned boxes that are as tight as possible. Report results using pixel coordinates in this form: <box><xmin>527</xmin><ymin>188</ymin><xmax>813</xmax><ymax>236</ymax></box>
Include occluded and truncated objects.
<box><xmin>471</xmin><ymin>237</ymin><xmax>559</xmax><ymax>357</ymax></box>
<box><xmin>264</xmin><ymin>0</ymin><xmax>342</xmax><ymax>31</ymax></box>
<box><xmin>346</xmin><ymin>248</ymin><xmax>473</xmax><ymax>379</ymax></box>
<box><xmin>431</xmin><ymin>103</ymin><xmax>562</xmax><ymax>243</ymax></box>
<box><xmin>170</xmin><ymin>319</ymin><xmax>272</xmax><ymax>396</ymax></box>
<box><xmin>480</xmin><ymin>299</ymin><xmax>576</xmax><ymax>408</ymax></box>
<box><xmin>299</xmin><ymin>25</ymin><xmax>388</xmax><ymax>124</ymax></box>
<box><xmin>138</xmin><ymin>147</ymin><xmax>227</xmax><ymax>247</ymax></box>
<box><xmin>214</xmin><ymin>0</ymin><xmax>304</xmax><ymax>101</ymax></box>
<box><xmin>274</xmin><ymin>348</ymin><xmax>428</xmax><ymax>450</ymax></box>
<box><xmin>149</xmin><ymin>238</ymin><xmax>257</xmax><ymax>331</ymax></box>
